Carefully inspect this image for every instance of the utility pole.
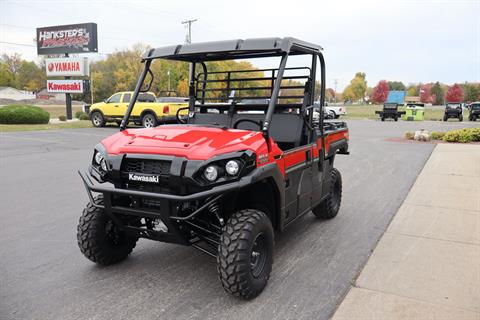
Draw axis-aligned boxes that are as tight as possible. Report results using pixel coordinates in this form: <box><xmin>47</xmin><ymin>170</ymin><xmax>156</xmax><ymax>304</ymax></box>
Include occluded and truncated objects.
<box><xmin>333</xmin><ymin>79</ymin><xmax>338</xmax><ymax>103</ymax></box>
<box><xmin>181</xmin><ymin>19</ymin><xmax>197</xmax><ymax>44</ymax></box>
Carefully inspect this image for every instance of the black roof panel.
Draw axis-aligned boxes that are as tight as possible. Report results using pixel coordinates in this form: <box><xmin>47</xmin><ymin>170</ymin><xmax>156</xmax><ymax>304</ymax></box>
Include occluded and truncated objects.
<box><xmin>143</xmin><ymin>37</ymin><xmax>322</xmax><ymax>61</ymax></box>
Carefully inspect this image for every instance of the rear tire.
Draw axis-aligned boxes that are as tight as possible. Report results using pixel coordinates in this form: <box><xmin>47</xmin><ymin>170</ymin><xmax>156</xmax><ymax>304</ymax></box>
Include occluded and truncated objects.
<box><xmin>459</xmin><ymin>115</ymin><xmax>463</xmax><ymax>122</ymax></box>
<box><xmin>141</xmin><ymin>113</ymin><xmax>158</xmax><ymax>128</ymax></box>
<box><xmin>313</xmin><ymin>168</ymin><xmax>342</xmax><ymax>219</ymax></box>
<box><xmin>217</xmin><ymin>209</ymin><xmax>274</xmax><ymax>300</ymax></box>
<box><xmin>77</xmin><ymin>195</ymin><xmax>138</xmax><ymax>265</ymax></box>
<box><xmin>394</xmin><ymin>116</ymin><xmax>398</xmax><ymax>121</ymax></box>
<box><xmin>381</xmin><ymin>117</ymin><xmax>385</xmax><ymax>121</ymax></box>
<box><xmin>91</xmin><ymin>111</ymin><xmax>105</xmax><ymax>127</ymax></box>
<box><xmin>443</xmin><ymin>114</ymin><xmax>448</xmax><ymax>121</ymax></box>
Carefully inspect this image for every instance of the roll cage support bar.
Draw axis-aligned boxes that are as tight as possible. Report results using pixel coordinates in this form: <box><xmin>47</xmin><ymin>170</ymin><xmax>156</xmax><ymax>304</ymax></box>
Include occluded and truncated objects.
<box><xmin>119</xmin><ymin>51</ymin><xmax>326</xmax><ymax>147</ymax></box>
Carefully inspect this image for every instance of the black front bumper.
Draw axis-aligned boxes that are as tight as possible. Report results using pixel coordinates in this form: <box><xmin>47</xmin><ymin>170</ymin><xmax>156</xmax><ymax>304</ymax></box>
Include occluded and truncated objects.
<box><xmin>79</xmin><ymin>168</ymin><xmax>256</xmax><ymax>245</ymax></box>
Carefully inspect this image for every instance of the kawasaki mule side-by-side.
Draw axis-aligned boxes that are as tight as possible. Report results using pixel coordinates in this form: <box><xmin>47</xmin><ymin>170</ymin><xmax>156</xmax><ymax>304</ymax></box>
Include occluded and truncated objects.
<box><xmin>77</xmin><ymin>37</ymin><xmax>349</xmax><ymax>299</ymax></box>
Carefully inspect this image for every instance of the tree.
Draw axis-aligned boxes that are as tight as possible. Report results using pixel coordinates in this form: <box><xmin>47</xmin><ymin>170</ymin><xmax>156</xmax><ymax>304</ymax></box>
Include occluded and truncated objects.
<box><xmin>0</xmin><ymin>62</ymin><xmax>14</xmax><ymax>87</ymax></box>
<box><xmin>371</xmin><ymin>80</ymin><xmax>389</xmax><ymax>104</ymax></box>
<box><xmin>15</xmin><ymin>60</ymin><xmax>45</xmax><ymax>91</ymax></box>
<box><xmin>431</xmin><ymin>82</ymin><xmax>444</xmax><ymax>105</ymax></box>
<box><xmin>445</xmin><ymin>83</ymin><xmax>464</xmax><ymax>103</ymax></box>
<box><xmin>462</xmin><ymin>83</ymin><xmax>480</xmax><ymax>102</ymax></box>
<box><xmin>326</xmin><ymin>88</ymin><xmax>335</xmax><ymax>102</ymax></box>
<box><xmin>420</xmin><ymin>84</ymin><xmax>434</xmax><ymax>103</ymax></box>
<box><xmin>388</xmin><ymin>81</ymin><xmax>406</xmax><ymax>91</ymax></box>
<box><xmin>343</xmin><ymin>72</ymin><xmax>367</xmax><ymax>102</ymax></box>
<box><xmin>406</xmin><ymin>84</ymin><xmax>418</xmax><ymax>96</ymax></box>
<box><xmin>1</xmin><ymin>53</ymin><xmax>22</xmax><ymax>77</ymax></box>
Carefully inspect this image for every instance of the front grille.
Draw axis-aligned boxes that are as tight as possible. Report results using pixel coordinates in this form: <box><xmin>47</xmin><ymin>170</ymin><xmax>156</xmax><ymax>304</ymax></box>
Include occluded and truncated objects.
<box><xmin>123</xmin><ymin>159</ymin><xmax>171</xmax><ymax>175</ymax></box>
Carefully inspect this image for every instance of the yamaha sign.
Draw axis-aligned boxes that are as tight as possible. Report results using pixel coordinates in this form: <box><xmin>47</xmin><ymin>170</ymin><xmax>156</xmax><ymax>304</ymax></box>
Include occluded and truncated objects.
<box><xmin>45</xmin><ymin>57</ymin><xmax>89</xmax><ymax>77</ymax></box>
<box><xmin>37</xmin><ymin>23</ymin><xmax>98</xmax><ymax>55</ymax></box>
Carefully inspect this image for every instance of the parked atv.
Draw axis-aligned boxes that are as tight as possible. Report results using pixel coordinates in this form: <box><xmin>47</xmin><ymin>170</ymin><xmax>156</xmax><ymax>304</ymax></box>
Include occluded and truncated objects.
<box><xmin>468</xmin><ymin>102</ymin><xmax>480</xmax><ymax>121</ymax></box>
<box><xmin>375</xmin><ymin>103</ymin><xmax>405</xmax><ymax>121</ymax></box>
<box><xmin>443</xmin><ymin>103</ymin><xmax>463</xmax><ymax>121</ymax></box>
<box><xmin>77</xmin><ymin>37</ymin><xmax>349</xmax><ymax>300</ymax></box>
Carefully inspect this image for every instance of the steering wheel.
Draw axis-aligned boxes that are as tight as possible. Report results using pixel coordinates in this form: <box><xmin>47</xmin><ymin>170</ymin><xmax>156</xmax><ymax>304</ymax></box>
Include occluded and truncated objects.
<box><xmin>176</xmin><ymin>107</ymin><xmax>189</xmax><ymax>124</ymax></box>
<box><xmin>232</xmin><ymin>118</ymin><xmax>263</xmax><ymax>130</ymax></box>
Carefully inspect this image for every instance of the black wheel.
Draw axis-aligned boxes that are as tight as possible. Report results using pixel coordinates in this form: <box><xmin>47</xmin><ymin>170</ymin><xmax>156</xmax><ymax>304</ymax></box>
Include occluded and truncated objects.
<box><xmin>313</xmin><ymin>168</ymin><xmax>342</xmax><ymax>219</ymax></box>
<box><xmin>141</xmin><ymin>113</ymin><xmax>158</xmax><ymax>128</ymax></box>
<box><xmin>394</xmin><ymin>116</ymin><xmax>398</xmax><ymax>121</ymax></box>
<box><xmin>381</xmin><ymin>117</ymin><xmax>385</xmax><ymax>122</ymax></box>
<box><xmin>217</xmin><ymin>209</ymin><xmax>274</xmax><ymax>300</ymax></box>
<box><xmin>91</xmin><ymin>111</ymin><xmax>105</xmax><ymax>127</ymax></box>
<box><xmin>443</xmin><ymin>114</ymin><xmax>448</xmax><ymax>121</ymax></box>
<box><xmin>77</xmin><ymin>195</ymin><xmax>138</xmax><ymax>265</ymax></box>
<box><xmin>459</xmin><ymin>115</ymin><xmax>463</xmax><ymax>122</ymax></box>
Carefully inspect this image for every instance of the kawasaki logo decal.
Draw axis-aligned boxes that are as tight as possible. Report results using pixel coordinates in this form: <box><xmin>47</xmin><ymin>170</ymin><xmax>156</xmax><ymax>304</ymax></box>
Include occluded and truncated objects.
<box><xmin>128</xmin><ymin>173</ymin><xmax>159</xmax><ymax>183</ymax></box>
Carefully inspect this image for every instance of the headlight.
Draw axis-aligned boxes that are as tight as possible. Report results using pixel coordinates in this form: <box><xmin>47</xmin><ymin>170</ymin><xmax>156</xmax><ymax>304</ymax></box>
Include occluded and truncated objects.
<box><xmin>94</xmin><ymin>152</ymin><xmax>104</xmax><ymax>165</ymax></box>
<box><xmin>204</xmin><ymin>166</ymin><xmax>218</xmax><ymax>182</ymax></box>
<box><xmin>100</xmin><ymin>159</ymin><xmax>108</xmax><ymax>171</ymax></box>
<box><xmin>225</xmin><ymin>160</ymin><xmax>239</xmax><ymax>175</ymax></box>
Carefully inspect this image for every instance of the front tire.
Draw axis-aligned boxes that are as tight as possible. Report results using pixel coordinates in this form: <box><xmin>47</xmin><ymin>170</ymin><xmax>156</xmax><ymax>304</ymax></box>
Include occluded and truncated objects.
<box><xmin>77</xmin><ymin>196</ymin><xmax>138</xmax><ymax>265</ymax></box>
<box><xmin>217</xmin><ymin>209</ymin><xmax>274</xmax><ymax>300</ymax></box>
<box><xmin>313</xmin><ymin>168</ymin><xmax>342</xmax><ymax>219</ymax></box>
<box><xmin>459</xmin><ymin>114</ymin><xmax>463</xmax><ymax>122</ymax></box>
<box><xmin>141</xmin><ymin>113</ymin><xmax>158</xmax><ymax>128</ymax></box>
<box><xmin>91</xmin><ymin>111</ymin><xmax>105</xmax><ymax>127</ymax></box>
<box><xmin>443</xmin><ymin>114</ymin><xmax>448</xmax><ymax>121</ymax></box>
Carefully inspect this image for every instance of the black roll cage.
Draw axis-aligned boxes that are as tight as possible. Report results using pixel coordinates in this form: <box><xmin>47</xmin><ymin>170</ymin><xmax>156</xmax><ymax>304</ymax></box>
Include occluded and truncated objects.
<box><xmin>120</xmin><ymin>37</ymin><xmax>326</xmax><ymax>147</ymax></box>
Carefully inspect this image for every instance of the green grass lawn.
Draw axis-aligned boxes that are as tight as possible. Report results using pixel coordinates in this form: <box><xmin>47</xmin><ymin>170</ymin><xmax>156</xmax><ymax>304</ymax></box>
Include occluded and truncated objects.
<box><xmin>0</xmin><ymin>120</ymin><xmax>92</xmax><ymax>132</ymax></box>
<box><xmin>343</xmin><ymin>105</ymin><xmax>444</xmax><ymax>121</ymax></box>
<box><xmin>38</xmin><ymin>105</ymin><xmax>84</xmax><ymax>118</ymax></box>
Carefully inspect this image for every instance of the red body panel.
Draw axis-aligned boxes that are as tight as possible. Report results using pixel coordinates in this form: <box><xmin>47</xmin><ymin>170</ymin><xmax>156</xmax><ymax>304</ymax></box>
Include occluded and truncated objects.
<box><xmin>101</xmin><ymin>125</ymin><xmax>348</xmax><ymax>176</ymax></box>
<box><xmin>102</xmin><ymin>125</ymin><xmax>271</xmax><ymax>161</ymax></box>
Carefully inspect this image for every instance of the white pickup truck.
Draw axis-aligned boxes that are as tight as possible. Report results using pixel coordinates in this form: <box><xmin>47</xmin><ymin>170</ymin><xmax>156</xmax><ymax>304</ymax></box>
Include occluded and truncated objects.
<box><xmin>313</xmin><ymin>102</ymin><xmax>347</xmax><ymax>120</ymax></box>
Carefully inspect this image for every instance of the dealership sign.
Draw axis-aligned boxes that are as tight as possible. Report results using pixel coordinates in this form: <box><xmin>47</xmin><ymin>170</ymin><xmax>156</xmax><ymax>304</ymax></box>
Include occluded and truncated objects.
<box><xmin>47</xmin><ymin>80</ymin><xmax>85</xmax><ymax>93</ymax></box>
<box><xmin>45</xmin><ymin>57</ymin><xmax>89</xmax><ymax>76</ymax></box>
<box><xmin>37</xmin><ymin>23</ymin><xmax>98</xmax><ymax>55</ymax></box>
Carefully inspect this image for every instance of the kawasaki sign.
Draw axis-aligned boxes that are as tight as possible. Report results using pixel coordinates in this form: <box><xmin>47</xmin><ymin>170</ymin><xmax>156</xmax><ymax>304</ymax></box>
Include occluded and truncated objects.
<box><xmin>37</xmin><ymin>23</ymin><xmax>98</xmax><ymax>55</ymax></box>
<box><xmin>47</xmin><ymin>80</ymin><xmax>86</xmax><ymax>93</ymax></box>
<box><xmin>46</xmin><ymin>57</ymin><xmax>89</xmax><ymax>77</ymax></box>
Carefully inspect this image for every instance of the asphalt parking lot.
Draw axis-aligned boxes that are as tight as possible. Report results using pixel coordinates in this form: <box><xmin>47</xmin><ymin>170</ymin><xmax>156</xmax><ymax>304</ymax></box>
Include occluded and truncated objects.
<box><xmin>0</xmin><ymin>120</ymin><xmax>478</xmax><ymax>320</ymax></box>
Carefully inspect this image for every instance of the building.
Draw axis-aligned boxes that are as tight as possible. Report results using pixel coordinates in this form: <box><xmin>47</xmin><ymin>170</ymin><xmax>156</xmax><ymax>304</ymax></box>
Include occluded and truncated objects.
<box><xmin>0</xmin><ymin>86</ymin><xmax>35</xmax><ymax>100</ymax></box>
<box><xmin>405</xmin><ymin>96</ymin><xmax>420</xmax><ymax>104</ymax></box>
<box><xmin>36</xmin><ymin>88</ymin><xmax>65</xmax><ymax>101</ymax></box>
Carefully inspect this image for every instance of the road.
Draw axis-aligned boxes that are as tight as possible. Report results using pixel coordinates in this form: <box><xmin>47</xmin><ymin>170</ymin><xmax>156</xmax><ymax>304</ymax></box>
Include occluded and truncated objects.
<box><xmin>1</xmin><ymin>120</ymin><xmax>477</xmax><ymax>320</ymax></box>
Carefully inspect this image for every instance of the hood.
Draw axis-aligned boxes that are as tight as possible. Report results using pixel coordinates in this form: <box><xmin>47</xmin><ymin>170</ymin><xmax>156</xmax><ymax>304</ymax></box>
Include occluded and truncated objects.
<box><xmin>91</xmin><ymin>101</ymin><xmax>105</xmax><ymax>109</ymax></box>
<box><xmin>101</xmin><ymin>125</ymin><xmax>268</xmax><ymax>160</ymax></box>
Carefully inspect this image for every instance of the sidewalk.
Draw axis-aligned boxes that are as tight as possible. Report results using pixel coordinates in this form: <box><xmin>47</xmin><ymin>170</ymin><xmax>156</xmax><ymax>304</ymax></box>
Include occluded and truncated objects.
<box><xmin>332</xmin><ymin>144</ymin><xmax>480</xmax><ymax>320</ymax></box>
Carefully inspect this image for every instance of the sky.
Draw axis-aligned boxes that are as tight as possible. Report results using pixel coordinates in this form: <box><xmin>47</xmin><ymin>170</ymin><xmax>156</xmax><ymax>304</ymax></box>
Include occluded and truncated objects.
<box><xmin>1</xmin><ymin>0</ymin><xmax>479</xmax><ymax>90</ymax></box>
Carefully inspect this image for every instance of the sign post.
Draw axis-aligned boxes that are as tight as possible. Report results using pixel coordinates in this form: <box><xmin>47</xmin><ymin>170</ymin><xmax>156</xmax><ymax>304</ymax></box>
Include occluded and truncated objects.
<box><xmin>37</xmin><ymin>23</ymin><xmax>97</xmax><ymax>120</ymax></box>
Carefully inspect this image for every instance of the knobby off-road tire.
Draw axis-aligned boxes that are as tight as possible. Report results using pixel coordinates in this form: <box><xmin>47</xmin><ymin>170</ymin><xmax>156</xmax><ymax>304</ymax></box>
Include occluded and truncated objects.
<box><xmin>313</xmin><ymin>168</ymin><xmax>342</xmax><ymax>219</ymax></box>
<box><xmin>217</xmin><ymin>209</ymin><xmax>274</xmax><ymax>300</ymax></box>
<box><xmin>77</xmin><ymin>195</ymin><xmax>138</xmax><ymax>265</ymax></box>
<box><xmin>91</xmin><ymin>111</ymin><xmax>106</xmax><ymax>127</ymax></box>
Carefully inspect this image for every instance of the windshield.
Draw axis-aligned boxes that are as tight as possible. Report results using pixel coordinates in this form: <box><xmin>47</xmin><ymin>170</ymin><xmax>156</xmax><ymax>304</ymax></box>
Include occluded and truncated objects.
<box><xmin>447</xmin><ymin>103</ymin><xmax>461</xmax><ymax>108</ymax></box>
<box><xmin>472</xmin><ymin>104</ymin><xmax>480</xmax><ymax>110</ymax></box>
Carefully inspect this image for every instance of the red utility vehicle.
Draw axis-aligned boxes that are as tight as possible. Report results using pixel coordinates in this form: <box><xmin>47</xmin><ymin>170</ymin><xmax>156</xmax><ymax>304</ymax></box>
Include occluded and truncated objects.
<box><xmin>77</xmin><ymin>37</ymin><xmax>349</xmax><ymax>299</ymax></box>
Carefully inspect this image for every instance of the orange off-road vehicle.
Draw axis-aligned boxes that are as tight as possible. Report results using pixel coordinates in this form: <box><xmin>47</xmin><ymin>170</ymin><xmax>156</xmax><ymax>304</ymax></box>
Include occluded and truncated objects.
<box><xmin>77</xmin><ymin>37</ymin><xmax>349</xmax><ymax>299</ymax></box>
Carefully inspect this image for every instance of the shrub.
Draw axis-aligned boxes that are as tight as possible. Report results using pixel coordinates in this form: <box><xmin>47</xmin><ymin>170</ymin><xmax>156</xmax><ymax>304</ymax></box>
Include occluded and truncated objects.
<box><xmin>430</xmin><ymin>132</ymin><xmax>446</xmax><ymax>140</ymax></box>
<box><xmin>58</xmin><ymin>115</ymin><xmax>67</xmax><ymax>121</ymax></box>
<box><xmin>443</xmin><ymin>128</ymin><xmax>480</xmax><ymax>143</ymax></box>
<box><xmin>79</xmin><ymin>113</ymin><xmax>90</xmax><ymax>120</ymax></box>
<box><xmin>405</xmin><ymin>132</ymin><xmax>414</xmax><ymax>140</ymax></box>
<box><xmin>0</xmin><ymin>104</ymin><xmax>50</xmax><ymax>124</ymax></box>
<box><xmin>75</xmin><ymin>111</ymin><xmax>88</xmax><ymax>119</ymax></box>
